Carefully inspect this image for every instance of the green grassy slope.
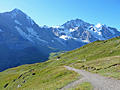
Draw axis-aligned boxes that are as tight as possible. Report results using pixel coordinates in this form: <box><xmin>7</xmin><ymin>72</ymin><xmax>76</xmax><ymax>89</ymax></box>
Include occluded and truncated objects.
<box><xmin>0</xmin><ymin>37</ymin><xmax>120</xmax><ymax>90</ymax></box>
<box><xmin>68</xmin><ymin>82</ymin><xmax>93</xmax><ymax>90</ymax></box>
<box><xmin>0</xmin><ymin>60</ymin><xmax>79</xmax><ymax>90</ymax></box>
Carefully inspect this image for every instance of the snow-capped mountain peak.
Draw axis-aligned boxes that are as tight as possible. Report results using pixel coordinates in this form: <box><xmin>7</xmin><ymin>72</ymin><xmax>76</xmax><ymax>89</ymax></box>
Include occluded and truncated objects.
<box><xmin>62</xmin><ymin>19</ymin><xmax>91</xmax><ymax>29</ymax></box>
<box><xmin>12</xmin><ymin>8</ymin><xmax>22</xmax><ymax>13</ymax></box>
<box><xmin>52</xmin><ymin>19</ymin><xmax>120</xmax><ymax>42</ymax></box>
<box><xmin>95</xmin><ymin>23</ymin><xmax>102</xmax><ymax>28</ymax></box>
<box><xmin>10</xmin><ymin>8</ymin><xmax>24</xmax><ymax>17</ymax></box>
<box><xmin>52</xmin><ymin>26</ymin><xmax>60</xmax><ymax>28</ymax></box>
<box><xmin>10</xmin><ymin>8</ymin><xmax>35</xmax><ymax>26</ymax></box>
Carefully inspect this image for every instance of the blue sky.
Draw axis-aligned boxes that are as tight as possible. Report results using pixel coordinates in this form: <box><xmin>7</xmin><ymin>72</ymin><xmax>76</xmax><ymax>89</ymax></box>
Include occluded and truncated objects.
<box><xmin>0</xmin><ymin>0</ymin><xmax>120</xmax><ymax>29</ymax></box>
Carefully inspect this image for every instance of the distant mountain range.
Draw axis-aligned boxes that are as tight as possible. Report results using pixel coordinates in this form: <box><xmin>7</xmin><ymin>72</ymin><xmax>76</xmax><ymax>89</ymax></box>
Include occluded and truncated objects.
<box><xmin>0</xmin><ymin>8</ymin><xmax>120</xmax><ymax>71</ymax></box>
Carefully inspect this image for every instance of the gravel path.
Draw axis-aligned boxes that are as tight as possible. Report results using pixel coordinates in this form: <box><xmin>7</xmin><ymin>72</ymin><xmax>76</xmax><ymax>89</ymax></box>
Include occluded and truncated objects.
<box><xmin>61</xmin><ymin>66</ymin><xmax>120</xmax><ymax>90</ymax></box>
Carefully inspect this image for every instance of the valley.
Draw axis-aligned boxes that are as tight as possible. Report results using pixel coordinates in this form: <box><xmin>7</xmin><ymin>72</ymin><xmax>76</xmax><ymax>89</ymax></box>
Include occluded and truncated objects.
<box><xmin>0</xmin><ymin>37</ymin><xmax>120</xmax><ymax>90</ymax></box>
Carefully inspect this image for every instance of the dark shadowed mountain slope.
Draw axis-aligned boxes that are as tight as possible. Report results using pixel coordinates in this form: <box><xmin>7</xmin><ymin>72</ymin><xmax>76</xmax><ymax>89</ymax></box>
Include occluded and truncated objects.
<box><xmin>0</xmin><ymin>9</ymin><xmax>56</xmax><ymax>71</ymax></box>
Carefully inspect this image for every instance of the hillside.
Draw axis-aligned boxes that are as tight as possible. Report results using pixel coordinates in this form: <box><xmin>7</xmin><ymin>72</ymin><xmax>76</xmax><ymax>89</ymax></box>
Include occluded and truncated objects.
<box><xmin>0</xmin><ymin>37</ymin><xmax>120</xmax><ymax>90</ymax></box>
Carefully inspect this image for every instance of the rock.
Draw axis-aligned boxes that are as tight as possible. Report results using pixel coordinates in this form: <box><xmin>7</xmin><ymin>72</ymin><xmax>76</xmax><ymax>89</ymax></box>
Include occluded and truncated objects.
<box><xmin>18</xmin><ymin>74</ymin><xmax>23</xmax><ymax>79</ymax></box>
<box><xmin>57</xmin><ymin>56</ymin><xmax>61</xmax><ymax>60</ymax></box>
<box><xmin>22</xmin><ymin>77</ymin><xmax>25</xmax><ymax>79</ymax></box>
<box><xmin>17</xmin><ymin>84</ymin><xmax>21</xmax><ymax>88</ymax></box>
<box><xmin>32</xmin><ymin>73</ymin><xmax>36</xmax><ymax>75</ymax></box>
<box><xmin>96</xmin><ymin>68</ymin><xmax>101</xmax><ymax>70</ymax></box>
<box><xmin>4</xmin><ymin>83</ymin><xmax>9</xmax><ymax>88</ymax></box>
<box><xmin>13</xmin><ymin>79</ymin><xmax>16</xmax><ymax>82</ymax></box>
<box><xmin>22</xmin><ymin>80</ymin><xmax>26</xmax><ymax>83</ymax></box>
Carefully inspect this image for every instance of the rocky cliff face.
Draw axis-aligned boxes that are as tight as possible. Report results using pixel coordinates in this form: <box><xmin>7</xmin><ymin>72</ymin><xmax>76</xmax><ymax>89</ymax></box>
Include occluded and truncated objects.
<box><xmin>0</xmin><ymin>9</ymin><xmax>120</xmax><ymax>71</ymax></box>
